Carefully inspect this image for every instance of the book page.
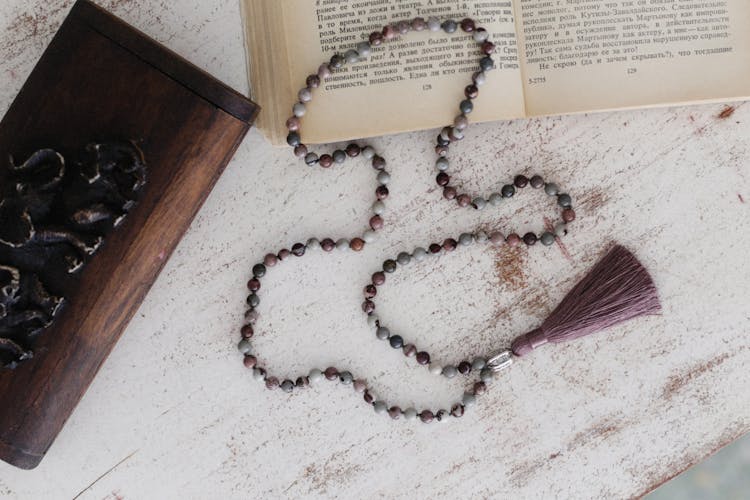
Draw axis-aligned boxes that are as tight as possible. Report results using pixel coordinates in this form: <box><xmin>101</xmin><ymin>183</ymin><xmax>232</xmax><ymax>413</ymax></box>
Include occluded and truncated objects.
<box><xmin>515</xmin><ymin>0</ymin><xmax>750</xmax><ymax>115</ymax></box>
<box><xmin>276</xmin><ymin>0</ymin><xmax>525</xmax><ymax>144</ymax></box>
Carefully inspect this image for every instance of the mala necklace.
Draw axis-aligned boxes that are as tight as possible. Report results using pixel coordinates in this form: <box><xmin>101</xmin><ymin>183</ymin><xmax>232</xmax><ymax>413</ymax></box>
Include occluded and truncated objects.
<box><xmin>238</xmin><ymin>17</ymin><xmax>661</xmax><ymax>423</ymax></box>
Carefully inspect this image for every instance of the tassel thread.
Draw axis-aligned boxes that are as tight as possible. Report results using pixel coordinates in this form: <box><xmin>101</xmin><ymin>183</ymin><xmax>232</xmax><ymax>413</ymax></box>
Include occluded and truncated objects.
<box><xmin>511</xmin><ymin>245</ymin><xmax>661</xmax><ymax>357</ymax></box>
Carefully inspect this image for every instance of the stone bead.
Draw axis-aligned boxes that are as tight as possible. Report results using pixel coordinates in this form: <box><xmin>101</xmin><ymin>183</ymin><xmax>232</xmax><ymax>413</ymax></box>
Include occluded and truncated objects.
<box><xmin>555</xmin><ymin>223</ymin><xmax>568</xmax><ymax>237</ymax></box>
<box><xmin>372</xmin><ymin>271</ymin><xmax>386</xmax><ymax>285</ymax></box>
<box><xmin>502</xmin><ymin>184</ymin><xmax>516</xmax><ymax>198</ymax></box>
<box><xmin>545</xmin><ymin>182</ymin><xmax>559</xmax><ymax>196</ymax></box>
<box><xmin>404</xmin><ymin>408</ymin><xmax>418</xmax><ymax>420</ymax></box>
<box><xmin>324</xmin><ymin>367</ymin><xmax>339</xmax><ymax>380</ymax></box>
<box><xmin>304</xmin><ymin>153</ymin><xmax>318</xmax><ymax>166</ymax></box>
<box><xmin>474</xmin><ymin>381</ymin><xmax>487</xmax><ymax>395</ymax></box>
<box><xmin>541</xmin><ymin>232</ymin><xmax>556</xmax><ymax>246</ymax></box>
<box><xmin>473</xmin><ymin>71</ymin><xmax>487</xmax><ymax>86</ymax></box>
<box><xmin>457</xmin><ymin>194</ymin><xmax>471</xmax><ymax>207</ymax></box>
<box><xmin>449</xmin><ymin>128</ymin><xmax>464</xmax><ymax>142</ymax></box>
<box><xmin>489</xmin><ymin>192</ymin><xmax>503</xmax><ymax>206</ymax></box>
<box><xmin>364</xmin><ymin>284</ymin><xmax>377</xmax><ymax>299</ymax></box>
<box><xmin>558</xmin><ymin>193</ymin><xmax>573</xmax><ymax>208</ymax></box>
<box><xmin>237</xmin><ymin>339</ymin><xmax>252</xmax><ymax>354</ymax></box>
<box><xmin>460</xmin><ymin>99</ymin><xmax>474</xmax><ymax>114</ymax></box>
<box><xmin>293</xmin><ymin>102</ymin><xmax>306</xmax><ymax>117</ymax></box>
<box><xmin>286</xmin><ymin>116</ymin><xmax>300</xmax><ymax>131</ymax></box>
<box><xmin>252</xmin><ymin>367</ymin><xmax>265</xmax><ymax>381</ymax></box>
<box><xmin>290</xmin><ymin>243</ymin><xmax>305</xmax><ymax>256</ymax></box>
<box><xmin>465</xmin><ymin>84</ymin><xmax>479</xmax><ymax>99</ymax></box>
<box><xmin>397</xmin><ymin>252</ymin><xmax>411</xmax><ymax>265</ymax></box>
<box><xmin>319</xmin><ymin>154</ymin><xmax>333</xmax><ymax>168</ymax></box>
<box><xmin>318</xmin><ymin>64</ymin><xmax>332</xmax><ymax>79</ymax></box>
<box><xmin>243</xmin><ymin>355</ymin><xmax>257</xmax><ymax>369</ymax></box>
<box><xmin>306</xmin><ymin>238</ymin><xmax>321</xmax><ymax>250</ymax></box>
<box><xmin>353</xmin><ymin>379</ymin><xmax>367</xmax><ymax>393</ymax></box>
<box><xmin>280</xmin><ymin>380</ymin><xmax>294</xmax><ymax>393</ymax></box>
<box><xmin>460</xmin><ymin>18</ymin><xmax>476</xmax><ymax>32</ymax></box>
<box><xmin>420</xmin><ymin>410</ymin><xmax>435</xmax><ymax>423</ymax></box>
<box><xmin>372</xmin><ymin>155</ymin><xmax>386</xmax><ymax>170</ymax></box>
<box><xmin>474</xmin><ymin>28</ymin><xmax>489</xmax><ymax>42</ymax></box>
<box><xmin>523</xmin><ymin>232</ymin><xmax>538</xmax><ymax>246</ymax></box>
<box><xmin>286</xmin><ymin>132</ymin><xmax>301</xmax><ymax>147</ymax></box>
<box><xmin>277</xmin><ymin>249</ymin><xmax>291</xmax><ymax>261</ymax></box>
<box><xmin>429</xmin><ymin>243</ymin><xmax>442</xmax><ymax>254</ymax></box>
<box><xmin>364</xmin><ymin>391</ymin><xmax>375</xmax><ymax>404</ymax></box>
<box><xmin>454</xmin><ymin>114</ymin><xmax>469</xmax><ymax>130</ymax></box>
<box><xmin>376</xmin><ymin>327</ymin><xmax>390</xmax><ymax>341</ymax></box>
<box><xmin>369</xmin><ymin>31</ymin><xmax>384</xmax><ymax>46</ymax></box>
<box><xmin>451</xmin><ymin>404</ymin><xmax>465</xmax><ymax>417</ymax></box>
<box><xmin>245</xmin><ymin>309</ymin><xmax>259</xmax><ymax>323</ymax></box>
<box><xmin>339</xmin><ymin>371</ymin><xmax>354</xmax><ymax>385</ymax></box>
<box><xmin>429</xmin><ymin>363</ymin><xmax>443</xmax><ymax>375</ymax></box>
<box><xmin>442</xmin><ymin>365</ymin><xmax>458</xmax><ymax>378</ymax></box>
<box><xmin>367</xmin><ymin>315</ymin><xmax>379</xmax><ymax>328</ymax></box>
<box><xmin>440</xmin><ymin>127</ymin><xmax>451</xmax><ymax>142</ymax></box>
<box><xmin>265</xmin><ymin>377</ymin><xmax>280</xmax><ymax>390</ymax></box>
<box><xmin>376</xmin><ymin>185</ymin><xmax>389</xmax><ymax>200</ymax></box>
<box><xmin>403</xmin><ymin>344</ymin><xmax>417</xmax><ymax>357</ymax></box>
<box><xmin>362</xmin><ymin>146</ymin><xmax>376</xmax><ymax>159</ymax></box>
<box><xmin>473</xmin><ymin>197</ymin><xmax>487</xmax><ymax>210</ymax></box>
<box><xmin>389</xmin><ymin>335</ymin><xmax>404</xmax><ymax>349</ymax></box>
<box><xmin>442</xmin><ymin>19</ymin><xmax>458</xmax><ymax>33</ymax></box>
<box><xmin>396</xmin><ymin>20</ymin><xmax>410</xmax><ymax>34</ymax></box>
<box><xmin>264</xmin><ymin>254</ymin><xmax>278</xmax><ymax>267</ymax></box>
<box><xmin>329</xmin><ymin>53</ymin><xmax>345</xmax><ymax>69</ymax></box>
<box><xmin>377</xmin><ymin>171</ymin><xmax>391</xmax><ymax>185</ymax></box>
<box><xmin>388</xmin><ymin>406</ymin><xmax>402</xmax><ymax>419</ymax></box>
<box><xmin>293</xmin><ymin>145</ymin><xmax>308</xmax><ymax>158</ymax></box>
<box><xmin>247</xmin><ymin>278</ymin><xmax>261</xmax><ymax>292</ymax></box>
<box><xmin>489</xmin><ymin>232</ymin><xmax>505</xmax><ymax>245</ymax></box>
<box><xmin>356</xmin><ymin>41</ymin><xmax>372</xmax><ymax>57</ymax></box>
<box><xmin>442</xmin><ymin>238</ymin><xmax>457</xmax><ymax>252</ymax></box>
<box><xmin>382</xmin><ymin>25</ymin><xmax>397</xmax><ymax>40</ymax></box>
<box><xmin>383</xmin><ymin>259</ymin><xmax>397</xmax><ymax>273</ymax></box>
<box><xmin>436</xmin><ymin>157</ymin><xmax>449</xmax><ymax>171</ymax></box>
<box><xmin>480</xmin><ymin>56</ymin><xmax>494</xmax><ymax>71</ymax></box>
<box><xmin>246</xmin><ymin>294</ymin><xmax>259</xmax><ymax>308</ymax></box>
<box><xmin>416</xmin><ymin>351</ymin><xmax>431</xmax><ymax>365</ymax></box>
<box><xmin>362</xmin><ymin>300</ymin><xmax>375</xmax><ymax>314</ymax></box>
<box><xmin>462</xmin><ymin>392</ymin><xmax>477</xmax><ymax>406</ymax></box>
<box><xmin>436</xmin><ymin>172</ymin><xmax>450</xmax><ymax>186</ymax></box>
<box><xmin>251</xmin><ymin>264</ymin><xmax>267</xmax><ymax>279</ymax></box>
<box><xmin>459</xmin><ymin>233</ymin><xmax>474</xmax><ymax>246</ymax></box>
<box><xmin>350</xmin><ymin>238</ymin><xmax>365</xmax><ymax>252</ymax></box>
<box><xmin>472</xmin><ymin>357</ymin><xmax>487</xmax><ymax>370</ymax></box>
<box><xmin>372</xmin><ymin>200</ymin><xmax>386</xmax><ymax>215</ymax></box>
<box><xmin>336</xmin><ymin>238</ymin><xmax>350</xmax><ymax>251</ymax></box>
<box><xmin>373</xmin><ymin>401</ymin><xmax>388</xmax><ymax>414</ymax></box>
<box><xmin>436</xmin><ymin>410</ymin><xmax>450</xmax><ymax>422</ymax></box>
<box><xmin>306</xmin><ymin>74</ymin><xmax>321</xmax><ymax>88</ymax></box>
<box><xmin>530</xmin><ymin>175</ymin><xmax>545</xmax><ymax>188</ymax></box>
<box><xmin>296</xmin><ymin>377</ymin><xmax>309</xmax><ymax>388</ymax></box>
<box><xmin>427</xmin><ymin>17</ymin><xmax>441</xmax><ymax>31</ymax></box>
<box><xmin>412</xmin><ymin>17</ymin><xmax>427</xmax><ymax>31</ymax></box>
<box><xmin>481</xmin><ymin>41</ymin><xmax>496</xmax><ymax>54</ymax></box>
<box><xmin>562</xmin><ymin>208</ymin><xmax>576</xmax><ymax>223</ymax></box>
<box><xmin>436</xmin><ymin>134</ymin><xmax>450</xmax><ymax>147</ymax></box>
<box><xmin>480</xmin><ymin>367</ymin><xmax>493</xmax><ymax>382</ymax></box>
<box><xmin>321</xmin><ymin>238</ymin><xmax>336</xmax><ymax>252</ymax></box>
<box><xmin>457</xmin><ymin>361</ymin><xmax>472</xmax><ymax>374</ymax></box>
<box><xmin>368</xmin><ymin>215</ymin><xmax>383</xmax><ymax>232</ymax></box>
<box><xmin>506</xmin><ymin>233</ymin><xmax>521</xmax><ymax>246</ymax></box>
<box><xmin>346</xmin><ymin>143</ymin><xmax>361</xmax><ymax>157</ymax></box>
<box><xmin>298</xmin><ymin>88</ymin><xmax>312</xmax><ymax>103</ymax></box>
<box><xmin>435</xmin><ymin>145</ymin><xmax>449</xmax><ymax>157</ymax></box>
<box><xmin>514</xmin><ymin>175</ymin><xmax>529</xmax><ymax>188</ymax></box>
<box><xmin>475</xmin><ymin>231</ymin><xmax>489</xmax><ymax>243</ymax></box>
<box><xmin>344</xmin><ymin>49</ymin><xmax>359</xmax><ymax>64</ymax></box>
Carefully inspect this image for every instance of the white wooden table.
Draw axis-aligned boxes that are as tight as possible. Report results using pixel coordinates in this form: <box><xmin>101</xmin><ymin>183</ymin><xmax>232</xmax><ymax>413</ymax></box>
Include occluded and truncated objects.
<box><xmin>1</xmin><ymin>1</ymin><xmax>749</xmax><ymax>498</ymax></box>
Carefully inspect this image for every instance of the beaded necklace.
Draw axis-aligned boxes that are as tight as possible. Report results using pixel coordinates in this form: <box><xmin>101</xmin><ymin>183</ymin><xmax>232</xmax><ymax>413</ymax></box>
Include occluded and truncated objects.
<box><xmin>237</xmin><ymin>17</ymin><xmax>659</xmax><ymax>424</ymax></box>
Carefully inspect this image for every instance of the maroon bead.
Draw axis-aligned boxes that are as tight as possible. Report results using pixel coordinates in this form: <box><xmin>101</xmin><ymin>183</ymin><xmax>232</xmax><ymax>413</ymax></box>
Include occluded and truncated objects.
<box><xmin>346</xmin><ymin>143</ymin><xmax>361</xmax><ymax>157</ymax></box>
<box><xmin>372</xmin><ymin>271</ymin><xmax>386</xmax><ymax>286</ymax></box>
<box><xmin>506</xmin><ymin>233</ymin><xmax>521</xmax><ymax>246</ymax></box>
<box><xmin>382</xmin><ymin>25</ymin><xmax>397</xmax><ymax>40</ymax></box>
<box><xmin>563</xmin><ymin>208</ymin><xmax>576</xmax><ymax>223</ymax></box>
<box><xmin>372</xmin><ymin>155</ymin><xmax>386</xmax><ymax>170</ymax></box>
<box><xmin>457</xmin><ymin>194</ymin><xmax>471</xmax><ymax>207</ymax></box>
<box><xmin>416</xmin><ymin>351</ymin><xmax>430</xmax><ymax>365</ymax></box>
<box><xmin>514</xmin><ymin>175</ymin><xmax>529</xmax><ymax>188</ymax></box>
<box><xmin>443</xmin><ymin>186</ymin><xmax>457</xmax><ymax>200</ymax></box>
<box><xmin>247</xmin><ymin>278</ymin><xmax>261</xmax><ymax>292</ymax></box>
<box><xmin>376</xmin><ymin>185</ymin><xmax>389</xmax><ymax>200</ymax></box>
<box><xmin>482</xmin><ymin>41</ymin><xmax>496</xmax><ymax>54</ymax></box>
<box><xmin>442</xmin><ymin>238</ymin><xmax>457</xmax><ymax>252</ymax></box>
<box><xmin>324</xmin><ymin>367</ymin><xmax>339</xmax><ymax>380</ymax></box>
<box><xmin>435</xmin><ymin>145</ymin><xmax>449</xmax><ymax>157</ymax></box>
<box><xmin>388</xmin><ymin>406</ymin><xmax>402</xmax><ymax>419</ymax></box>
<box><xmin>319</xmin><ymin>154</ymin><xmax>333</xmax><ymax>168</ymax></box>
<box><xmin>403</xmin><ymin>344</ymin><xmax>417</xmax><ymax>357</ymax></box>
<box><xmin>369</xmin><ymin>31</ymin><xmax>383</xmax><ymax>46</ymax></box>
<box><xmin>448</xmin><ymin>128</ymin><xmax>463</xmax><ymax>142</ymax></box>
<box><xmin>429</xmin><ymin>244</ymin><xmax>442</xmax><ymax>254</ymax></box>
<box><xmin>277</xmin><ymin>248</ymin><xmax>291</xmax><ymax>260</ymax></box>
<box><xmin>362</xmin><ymin>300</ymin><xmax>375</xmax><ymax>314</ymax></box>
<box><xmin>364</xmin><ymin>284</ymin><xmax>377</xmax><ymax>298</ymax></box>
<box><xmin>265</xmin><ymin>377</ymin><xmax>279</xmax><ymax>390</ymax></box>
<box><xmin>436</xmin><ymin>172</ymin><xmax>450</xmax><ymax>186</ymax></box>
<box><xmin>460</xmin><ymin>18</ymin><xmax>476</xmax><ymax>32</ymax></box>
<box><xmin>243</xmin><ymin>355</ymin><xmax>257</xmax><ymax>369</ymax></box>
<box><xmin>293</xmin><ymin>144</ymin><xmax>307</xmax><ymax>158</ymax></box>
<box><xmin>241</xmin><ymin>324</ymin><xmax>254</xmax><ymax>338</ymax></box>
<box><xmin>369</xmin><ymin>215</ymin><xmax>384</xmax><ymax>230</ymax></box>
<box><xmin>286</xmin><ymin>116</ymin><xmax>301</xmax><ymax>131</ymax></box>
<box><xmin>420</xmin><ymin>410</ymin><xmax>434</xmax><ymax>423</ymax></box>
<box><xmin>296</xmin><ymin>376</ymin><xmax>309</xmax><ymax>387</ymax></box>
<box><xmin>490</xmin><ymin>232</ymin><xmax>505</xmax><ymax>245</ymax></box>
<box><xmin>353</xmin><ymin>379</ymin><xmax>367</xmax><ymax>393</ymax></box>
<box><xmin>530</xmin><ymin>175</ymin><xmax>545</xmax><ymax>188</ymax></box>
<box><xmin>306</xmin><ymin>74</ymin><xmax>321</xmax><ymax>88</ymax></box>
<box><xmin>264</xmin><ymin>253</ymin><xmax>278</xmax><ymax>267</ymax></box>
<box><xmin>290</xmin><ymin>243</ymin><xmax>305</xmax><ymax>256</ymax></box>
<box><xmin>450</xmin><ymin>404</ymin><xmax>465</xmax><ymax>417</ymax></box>
<box><xmin>350</xmin><ymin>238</ymin><xmax>365</xmax><ymax>252</ymax></box>
<box><xmin>465</xmin><ymin>84</ymin><xmax>479</xmax><ymax>99</ymax></box>
<box><xmin>458</xmin><ymin>361</ymin><xmax>472</xmax><ymax>374</ymax></box>
<box><xmin>363</xmin><ymin>390</ymin><xmax>375</xmax><ymax>404</ymax></box>
<box><xmin>396</xmin><ymin>20</ymin><xmax>410</xmax><ymax>34</ymax></box>
<box><xmin>474</xmin><ymin>381</ymin><xmax>487</xmax><ymax>395</ymax></box>
<box><xmin>321</xmin><ymin>238</ymin><xmax>335</xmax><ymax>252</ymax></box>
<box><xmin>523</xmin><ymin>232</ymin><xmax>538</xmax><ymax>246</ymax></box>
<box><xmin>412</xmin><ymin>17</ymin><xmax>426</xmax><ymax>31</ymax></box>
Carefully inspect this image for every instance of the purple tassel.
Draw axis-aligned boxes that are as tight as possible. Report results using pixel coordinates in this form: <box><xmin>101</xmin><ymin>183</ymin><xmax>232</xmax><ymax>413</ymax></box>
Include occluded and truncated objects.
<box><xmin>511</xmin><ymin>245</ymin><xmax>661</xmax><ymax>357</ymax></box>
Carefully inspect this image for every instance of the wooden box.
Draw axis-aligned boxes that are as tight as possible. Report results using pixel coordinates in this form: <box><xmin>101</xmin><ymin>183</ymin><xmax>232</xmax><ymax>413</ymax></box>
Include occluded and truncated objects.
<box><xmin>0</xmin><ymin>0</ymin><xmax>258</xmax><ymax>469</ymax></box>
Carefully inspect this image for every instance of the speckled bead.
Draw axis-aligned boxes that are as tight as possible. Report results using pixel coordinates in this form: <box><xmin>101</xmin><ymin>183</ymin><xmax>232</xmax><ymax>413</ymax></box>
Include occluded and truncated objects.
<box><xmin>280</xmin><ymin>380</ymin><xmax>294</xmax><ymax>393</ymax></box>
<box><xmin>558</xmin><ymin>193</ymin><xmax>573</xmax><ymax>208</ymax></box>
<box><xmin>403</xmin><ymin>344</ymin><xmax>417</xmax><ymax>357</ymax></box>
<box><xmin>324</xmin><ymin>367</ymin><xmax>339</xmax><ymax>380</ymax></box>
<box><xmin>388</xmin><ymin>406</ymin><xmax>402</xmax><ymax>419</ymax></box>
<box><xmin>339</xmin><ymin>371</ymin><xmax>354</xmax><ymax>385</ymax></box>
<box><xmin>416</xmin><ymin>351</ymin><xmax>430</xmax><ymax>365</ymax></box>
<box><xmin>383</xmin><ymin>259</ymin><xmax>397</xmax><ymax>273</ymax></box>
<box><xmin>530</xmin><ymin>175</ymin><xmax>545</xmax><ymax>188</ymax></box>
<box><xmin>420</xmin><ymin>410</ymin><xmax>435</xmax><ymax>423</ymax></box>
<box><xmin>501</xmin><ymin>184</ymin><xmax>516</xmax><ymax>198</ymax></box>
<box><xmin>523</xmin><ymin>233</ymin><xmax>538</xmax><ymax>246</ymax></box>
<box><xmin>540</xmin><ymin>232</ymin><xmax>556</xmax><ymax>246</ymax></box>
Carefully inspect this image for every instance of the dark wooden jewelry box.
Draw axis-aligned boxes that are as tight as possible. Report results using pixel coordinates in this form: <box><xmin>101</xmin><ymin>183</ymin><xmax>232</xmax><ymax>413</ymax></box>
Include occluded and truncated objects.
<box><xmin>0</xmin><ymin>0</ymin><xmax>258</xmax><ymax>469</ymax></box>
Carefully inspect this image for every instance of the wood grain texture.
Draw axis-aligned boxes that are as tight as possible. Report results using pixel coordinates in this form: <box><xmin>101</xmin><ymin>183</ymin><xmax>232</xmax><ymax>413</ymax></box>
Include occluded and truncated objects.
<box><xmin>0</xmin><ymin>0</ymin><xmax>256</xmax><ymax>470</ymax></box>
<box><xmin>0</xmin><ymin>0</ymin><xmax>748</xmax><ymax>498</ymax></box>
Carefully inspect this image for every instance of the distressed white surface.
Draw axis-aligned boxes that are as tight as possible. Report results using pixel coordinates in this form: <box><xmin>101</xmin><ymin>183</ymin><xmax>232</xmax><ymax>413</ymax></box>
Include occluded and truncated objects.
<box><xmin>1</xmin><ymin>1</ymin><xmax>749</xmax><ymax>499</ymax></box>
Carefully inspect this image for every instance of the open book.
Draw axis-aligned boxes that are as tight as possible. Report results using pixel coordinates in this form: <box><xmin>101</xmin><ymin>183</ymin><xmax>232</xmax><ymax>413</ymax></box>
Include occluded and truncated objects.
<box><xmin>242</xmin><ymin>0</ymin><xmax>750</xmax><ymax>145</ymax></box>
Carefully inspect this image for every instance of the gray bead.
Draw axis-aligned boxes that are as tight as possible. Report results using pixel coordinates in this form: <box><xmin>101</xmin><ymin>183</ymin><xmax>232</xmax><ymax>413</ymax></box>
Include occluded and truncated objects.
<box><xmin>372</xmin><ymin>200</ymin><xmax>386</xmax><ymax>215</ymax></box>
<box><xmin>306</xmin><ymin>238</ymin><xmax>321</xmax><ymax>250</ymax></box>
<box><xmin>436</xmin><ymin>157</ymin><xmax>449</xmax><ymax>171</ymax></box>
<box><xmin>247</xmin><ymin>294</ymin><xmax>260</xmax><ymax>308</ymax></box>
<box><xmin>308</xmin><ymin>368</ymin><xmax>323</xmax><ymax>383</ymax></box>
<box><xmin>555</xmin><ymin>223</ymin><xmax>568</xmax><ymax>237</ymax></box>
<box><xmin>460</xmin><ymin>99</ymin><xmax>474</xmax><ymax>114</ymax></box>
<box><xmin>544</xmin><ymin>183</ymin><xmax>559</xmax><ymax>196</ymax></box>
<box><xmin>403</xmin><ymin>408</ymin><xmax>418</xmax><ymax>420</ymax></box>
<box><xmin>383</xmin><ymin>260</ymin><xmax>397</xmax><ymax>273</ymax></box>
<box><xmin>373</xmin><ymin>401</ymin><xmax>387</xmax><ymax>414</ymax></box>
<box><xmin>442</xmin><ymin>20</ymin><xmax>458</xmax><ymax>33</ymax></box>
<box><xmin>304</xmin><ymin>153</ymin><xmax>318</xmax><ymax>166</ymax></box>
<box><xmin>480</xmin><ymin>56</ymin><xmax>494</xmax><ymax>71</ymax></box>
<box><xmin>480</xmin><ymin>367</ymin><xmax>493</xmax><ymax>382</ymax></box>
<box><xmin>377</xmin><ymin>171</ymin><xmax>391</xmax><ymax>185</ymax></box>
<box><xmin>502</xmin><ymin>184</ymin><xmax>516</xmax><ymax>198</ymax></box>
<box><xmin>336</xmin><ymin>238</ymin><xmax>349</xmax><ymax>250</ymax></box>
<box><xmin>541</xmin><ymin>232</ymin><xmax>556</xmax><ymax>246</ymax></box>
<box><xmin>413</xmin><ymin>247</ymin><xmax>428</xmax><ymax>262</ymax></box>
<box><xmin>459</xmin><ymin>233</ymin><xmax>474</xmax><ymax>246</ymax></box>
<box><xmin>474</xmin><ymin>30</ymin><xmax>490</xmax><ymax>42</ymax></box>
<box><xmin>429</xmin><ymin>363</ymin><xmax>443</xmax><ymax>375</ymax></box>
<box><xmin>280</xmin><ymin>380</ymin><xmax>294</xmax><ymax>393</ymax></box>
<box><xmin>472</xmin><ymin>357</ymin><xmax>486</xmax><ymax>370</ymax></box>
<box><xmin>362</xmin><ymin>146</ymin><xmax>376</xmax><ymax>159</ymax></box>
<box><xmin>298</xmin><ymin>88</ymin><xmax>312</xmax><ymax>103</ymax></box>
<box><xmin>332</xmin><ymin>150</ymin><xmax>347</xmax><ymax>163</ymax></box>
<box><xmin>344</xmin><ymin>49</ymin><xmax>359</xmax><ymax>64</ymax></box>
<box><xmin>489</xmin><ymin>192</ymin><xmax>503</xmax><ymax>206</ymax></box>
<box><xmin>474</xmin><ymin>71</ymin><xmax>487</xmax><ymax>86</ymax></box>
<box><xmin>357</xmin><ymin>41</ymin><xmax>372</xmax><ymax>57</ymax></box>
<box><xmin>286</xmin><ymin>131</ymin><xmax>301</xmax><ymax>147</ymax></box>
<box><xmin>427</xmin><ymin>17</ymin><xmax>441</xmax><ymax>31</ymax></box>
<box><xmin>376</xmin><ymin>327</ymin><xmax>390</xmax><ymax>340</ymax></box>
<box><xmin>462</xmin><ymin>392</ymin><xmax>477</xmax><ymax>406</ymax></box>
<box><xmin>473</xmin><ymin>197</ymin><xmax>487</xmax><ymax>210</ymax></box>
<box><xmin>442</xmin><ymin>366</ymin><xmax>458</xmax><ymax>378</ymax></box>
<box><xmin>475</xmin><ymin>231</ymin><xmax>489</xmax><ymax>243</ymax></box>
<box><xmin>396</xmin><ymin>252</ymin><xmax>411</xmax><ymax>265</ymax></box>
<box><xmin>252</xmin><ymin>368</ymin><xmax>265</xmax><ymax>381</ymax></box>
<box><xmin>293</xmin><ymin>102</ymin><xmax>306</xmax><ymax>117</ymax></box>
<box><xmin>363</xmin><ymin>230</ymin><xmax>377</xmax><ymax>243</ymax></box>
<box><xmin>339</xmin><ymin>371</ymin><xmax>354</xmax><ymax>384</ymax></box>
<box><xmin>452</xmin><ymin>128</ymin><xmax>464</xmax><ymax>141</ymax></box>
<box><xmin>557</xmin><ymin>193</ymin><xmax>572</xmax><ymax>208</ymax></box>
<box><xmin>237</xmin><ymin>339</ymin><xmax>252</xmax><ymax>354</ymax></box>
